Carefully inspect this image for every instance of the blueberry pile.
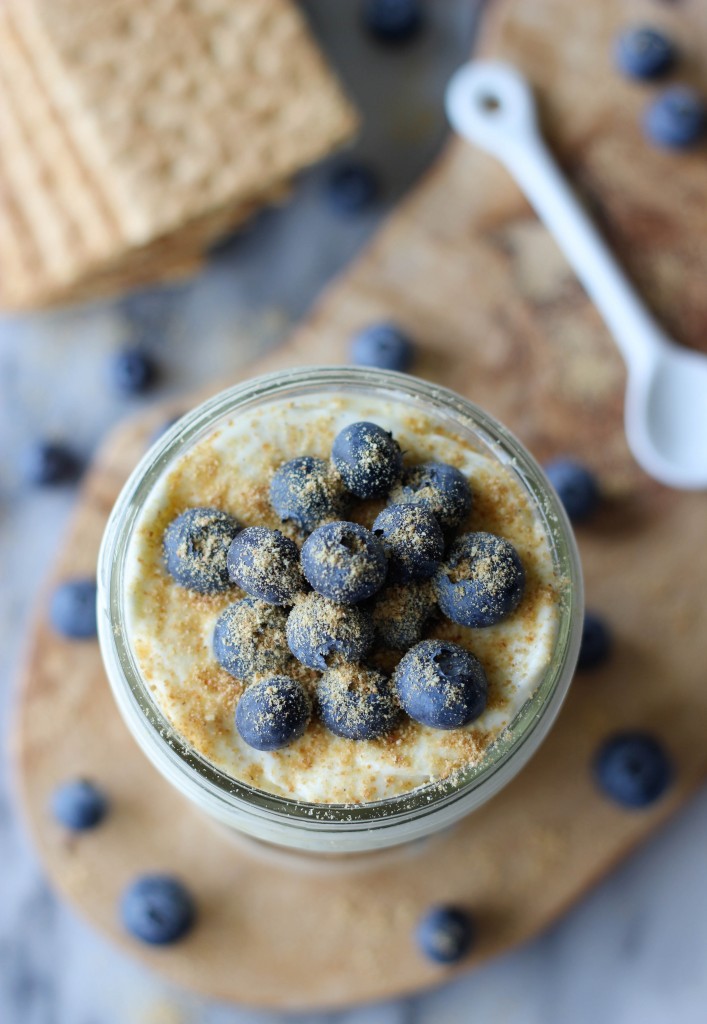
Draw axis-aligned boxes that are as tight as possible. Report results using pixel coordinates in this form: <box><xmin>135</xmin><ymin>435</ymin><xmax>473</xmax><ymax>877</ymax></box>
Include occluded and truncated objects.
<box><xmin>163</xmin><ymin>421</ymin><xmax>529</xmax><ymax>754</ymax></box>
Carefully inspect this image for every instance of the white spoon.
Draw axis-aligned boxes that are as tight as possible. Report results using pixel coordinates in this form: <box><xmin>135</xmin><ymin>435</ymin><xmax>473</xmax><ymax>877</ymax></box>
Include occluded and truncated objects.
<box><xmin>445</xmin><ymin>60</ymin><xmax>707</xmax><ymax>490</ymax></box>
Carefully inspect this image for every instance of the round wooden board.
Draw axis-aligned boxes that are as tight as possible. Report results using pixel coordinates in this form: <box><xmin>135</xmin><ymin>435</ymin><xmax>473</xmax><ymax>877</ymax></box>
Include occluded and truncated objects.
<box><xmin>13</xmin><ymin>0</ymin><xmax>707</xmax><ymax>1010</ymax></box>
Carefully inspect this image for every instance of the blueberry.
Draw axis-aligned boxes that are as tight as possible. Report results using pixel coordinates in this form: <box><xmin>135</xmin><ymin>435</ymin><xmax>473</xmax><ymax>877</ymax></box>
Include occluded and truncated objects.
<box><xmin>109</xmin><ymin>347</ymin><xmax>158</xmax><ymax>395</ymax></box>
<box><xmin>644</xmin><ymin>86</ymin><xmax>706</xmax><ymax>149</ymax></box>
<box><xmin>213</xmin><ymin>598</ymin><xmax>292</xmax><ymax>680</ymax></box>
<box><xmin>49</xmin><ymin>579</ymin><xmax>97</xmax><ymax>639</ymax></box>
<box><xmin>121</xmin><ymin>875</ymin><xmax>195</xmax><ymax>945</ymax></box>
<box><xmin>163</xmin><ymin>507</ymin><xmax>240</xmax><ymax>594</ymax></box>
<box><xmin>544</xmin><ymin>459</ymin><xmax>599</xmax><ymax>522</ymax></box>
<box><xmin>350</xmin><ymin>322</ymin><xmax>414</xmax><ymax>372</ymax></box>
<box><xmin>326</xmin><ymin>161</ymin><xmax>379</xmax><ymax>214</ymax></box>
<box><xmin>615</xmin><ymin>26</ymin><xmax>676</xmax><ymax>80</ymax></box>
<box><xmin>270</xmin><ymin>456</ymin><xmax>347</xmax><ymax>533</ymax></box>
<box><xmin>578</xmin><ymin>611</ymin><xmax>612</xmax><ymax>670</ymax></box>
<box><xmin>317</xmin><ymin>664</ymin><xmax>400</xmax><ymax>740</ymax></box>
<box><xmin>415</xmin><ymin>906</ymin><xmax>474</xmax><ymax>964</ymax></box>
<box><xmin>362</xmin><ymin>0</ymin><xmax>423</xmax><ymax>45</ymax></box>
<box><xmin>51</xmin><ymin>779</ymin><xmax>108</xmax><ymax>830</ymax></box>
<box><xmin>301</xmin><ymin>521</ymin><xmax>387</xmax><ymax>604</ymax></box>
<box><xmin>434</xmin><ymin>532</ymin><xmax>525</xmax><ymax>629</ymax></box>
<box><xmin>371</xmin><ymin>581</ymin><xmax>436</xmax><ymax>650</ymax></box>
<box><xmin>21</xmin><ymin>441</ymin><xmax>81</xmax><ymax>486</ymax></box>
<box><xmin>286</xmin><ymin>592</ymin><xmax>373</xmax><ymax>670</ymax></box>
<box><xmin>389</xmin><ymin>461</ymin><xmax>472</xmax><ymax>531</ymax></box>
<box><xmin>394</xmin><ymin>639</ymin><xmax>488</xmax><ymax>729</ymax></box>
<box><xmin>372</xmin><ymin>503</ymin><xmax>444</xmax><ymax>583</ymax></box>
<box><xmin>332</xmin><ymin>421</ymin><xmax>403</xmax><ymax>499</ymax></box>
<box><xmin>227</xmin><ymin>526</ymin><xmax>305</xmax><ymax>606</ymax></box>
<box><xmin>594</xmin><ymin>732</ymin><xmax>672</xmax><ymax>808</ymax></box>
<box><xmin>235</xmin><ymin>675</ymin><xmax>311</xmax><ymax>751</ymax></box>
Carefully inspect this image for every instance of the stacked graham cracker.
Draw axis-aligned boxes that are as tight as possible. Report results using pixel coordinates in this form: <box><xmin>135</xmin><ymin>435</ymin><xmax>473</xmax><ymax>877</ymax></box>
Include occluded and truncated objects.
<box><xmin>0</xmin><ymin>0</ymin><xmax>358</xmax><ymax>310</ymax></box>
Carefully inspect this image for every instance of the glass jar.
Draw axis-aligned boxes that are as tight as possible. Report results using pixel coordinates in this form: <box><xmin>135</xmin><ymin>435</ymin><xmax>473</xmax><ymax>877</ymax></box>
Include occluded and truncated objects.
<box><xmin>97</xmin><ymin>367</ymin><xmax>583</xmax><ymax>854</ymax></box>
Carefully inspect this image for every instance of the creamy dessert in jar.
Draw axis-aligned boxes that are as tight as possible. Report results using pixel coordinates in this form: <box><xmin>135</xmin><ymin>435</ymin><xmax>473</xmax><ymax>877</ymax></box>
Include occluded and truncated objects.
<box><xmin>123</xmin><ymin>388</ymin><xmax>564</xmax><ymax>807</ymax></box>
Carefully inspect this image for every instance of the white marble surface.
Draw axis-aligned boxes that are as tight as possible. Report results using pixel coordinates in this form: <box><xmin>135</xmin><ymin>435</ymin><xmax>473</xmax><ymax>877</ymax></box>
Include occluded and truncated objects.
<box><xmin>2</xmin><ymin>2</ymin><xmax>707</xmax><ymax>1022</ymax></box>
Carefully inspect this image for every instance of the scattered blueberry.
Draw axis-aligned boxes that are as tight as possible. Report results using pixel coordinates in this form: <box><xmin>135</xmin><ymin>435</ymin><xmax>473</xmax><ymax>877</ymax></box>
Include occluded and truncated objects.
<box><xmin>372</xmin><ymin>503</ymin><xmax>444</xmax><ymax>583</ymax></box>
<box><xmin>21</xmin><ymin>441</ymin><xmax>81</xmax><ymax>486</ymax></box>
<box><xmin>362</xmin><ymin>0</ymin><xmax>423</xmax><ymax>45</ymax></box>
<box><xmin>163</xmin><ymin>507</ymin><xmax>240</xmax><ymax>594</ymax></box>
<box><xmin>270</xmin><ymin>456</ymin><xmax>347</xmax><ymax>533</ymax></box>
<box><xmin>394</xmin><ymin>640</ymin><xmax>488</xmax><ymax>729</ymax></box>
<box><xmin>350</xmin><ymin>322</ymin><xmax>414</xmax><ymax>372</ymax></box>
<box><xmin>578</xmin><ymin>611</ymin><xmax>612</xmax><ymax>670</ymax></box>
<box><xmin>434</xmin><ymin>532</ymin><xmax>525</xmax><ymax>628</ymax></box>
<box><xmin>544</xmin><ymin>459</ymin><xmax>600</xmax><ymax>522</ymax></box>
<box><xmin>644</xmin><ymin>86</ymin><xmax>706</xmax><ymax>149</ymax></box>
<box><xmin>332</xmin><ymin>421</ymin><xmax>402</xmax><ymax>499</ymax></box>
<box><xmin>371</xmin><ymin>581</ymin><xmax>436</xmax><ymax>650</ymax></box>
<box><xmin>51</xmin><ymin>779</ymin><xmax>108</xmax><ymax>830</ymax></box>
<box><xmin>615</xmin><ymin>26</ymin><xmax>676</xmax><ymax>80</ymax></box>
<box><xmin>415</xmin><ymin>906</ymin><xmax>474</xmax><ymax>964</ymax></box>
<box><xmin>389</xmin><ymin>461</ymin><xmax>472</xmax><ymax>531</ymax></box>
<box><xmin>109</xmin><ymin>347</ymin><xmax>159</xmax><ymax>395</ymax></box>
<box><xmin>301</xmin><ymin>521</ymin><xmax>387</xmax><ymax>603</ymax></box>
<box><xmin>317</xmin><ymin>664</ymin><xmax>400</xmax><ymax>740</ymax></box>
<box><xmin>326</xmin><ymin>161</ymin><xmax>380</xmax><ymax>215</ymax></box>
<box><xmin>286</xmin><ymin>592</ymin><xmax>373</xmax><ymax>670</ymax></box>
<box><xmin>213</xmin><ymin>598</ymin><xmax>292</xmax><ymax>680</ymax></box>
<box><xmin>227</xmin><ymin>526</ymin><xmax>305</xmax><ymax>606</ymax></box>
<box><xmin>594</xmin><ymin>732</ymin><xmax>672</xmax><ymax>808</ymax></box>
<box><xmin>235</xmin><ymin>676</ymin><xmax>311</xmax><ymax>751</ymax></box>
<box><xmin>49</xmin><ymin>579</ymin><xmax>98</xmax><ymax>639</ymax></box>
<box><xmin>121</xmin><ymin>875</ymin><xmax>196</xmax><ymax>945</ymax></box>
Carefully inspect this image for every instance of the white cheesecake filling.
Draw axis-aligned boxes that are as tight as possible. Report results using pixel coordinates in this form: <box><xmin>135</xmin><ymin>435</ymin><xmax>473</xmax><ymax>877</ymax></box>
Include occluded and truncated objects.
<box><xmin>124</xmin><ymin>392</ymin><xmax>561</xmax><ymax>805</ymax></box>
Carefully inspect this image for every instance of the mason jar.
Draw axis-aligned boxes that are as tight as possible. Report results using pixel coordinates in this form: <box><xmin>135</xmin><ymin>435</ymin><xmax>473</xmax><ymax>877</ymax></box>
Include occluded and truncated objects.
<box><xmin>97</xmin><ymin>366</ymin><xmax>583</xmax><ymax>854</ymax></box>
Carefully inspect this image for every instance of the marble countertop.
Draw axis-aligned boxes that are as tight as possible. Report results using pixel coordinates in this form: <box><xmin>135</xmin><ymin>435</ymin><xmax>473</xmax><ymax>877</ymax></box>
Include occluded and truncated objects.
<box><xmin>1</xmin><ymin>2</ymin><xmax>706</xmax><ymax>1022</ymax></box>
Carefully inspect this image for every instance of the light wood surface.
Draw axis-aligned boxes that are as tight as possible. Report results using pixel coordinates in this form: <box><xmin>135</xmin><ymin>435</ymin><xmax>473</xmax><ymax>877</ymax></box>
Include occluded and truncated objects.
<box><xmin>14</xmin><ymin>0</ymin><xmax>707</xmax><ymax>1010</ymax></box>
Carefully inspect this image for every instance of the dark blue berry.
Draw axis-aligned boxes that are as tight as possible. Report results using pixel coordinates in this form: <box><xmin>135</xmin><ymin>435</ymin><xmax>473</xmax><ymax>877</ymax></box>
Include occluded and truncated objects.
<box><xmin>286</xmin><ymin>592</ymin><xmax>373</xmax><ymax>670</ymax></box>
<box><xmin>227</xmin><ymin>526</ymin><xmax>305</xmax><ymax>605</ymax></box>
<box><xmin>371</xmin><ymin>581</ymin><xmax>436</xmax><ymax>650</ymax></box>
<box><xmin>615</xmin><ymin>26</ymin><xmax>676</xmax><ymax>80</ymax></box>
<box><xmin>121</xmin><ymin>875</ymin><xmax>195</xmax><ymax>945</ymax></box>
<box><xmin>362</xmin><ymin>0</ymin><xmax>423</xmax><ymax>44</ymax></box>
<box><xmin>332</xmin><ymin>421</ymin><xmax>402</xmax><ymax>499</ymax></box>
<box><xmin>416</xmin><ymin>906</ymin><xmax>474</xmax><ymax>964</ymax></box>
<box><xmin>326</xmin><ymin>161</ymin><xmax>379</xmax><ymax>214</ymax></box>
<box><xmin>110</xmin><ymin>347</ymin><xmax>159</xmax><ymax>395</ymax></box>
<box><xmin>22</xmin><ymin>441</ymin><xmax>81</xmax><ymax>486</ymax></box>
<box><xmin>644</xmin><ymin>86</ymin><xmax>706</xmax><ymax>149</ymax></box>
<box><xmin>434</xmin><ymin>532</ymin><xmax>525</xmax><ymax>629</ymax></box>
<box><xmin>235</xmin><ymin>676</ymin><xmax>311</xmax><ymax>751</ymax></box>
<box><xmin>317</xmin><ymin>664</ymin><xmax>400</xmax><ymax>740</ymax></box>
<box><xmin>49</xmin><ymin>579</ymin><xmax>97</xmax><ymax>639</ymax></box>
<box><xmin>544</xmin><ymin>459</ymin><xmax>599</xmax><ymax>522</ymax></box>
<box><xmin>213</xmin><ymin>598</ymin><xmax>292</xmax><ymax>680</ymax></box>
<box><xmin>51</xmin><ymin>779</ymin><xmax>108</xmax><ymax>830</ymax></box>
<box><xmin>394</xmin><ymin>640</ymin><xmax>488</xmax><ymax>729</ymax></box>
<box><xmin>372</xmin><ymin>503</ymin><xmax>444</xmax><ymax>583</ymax></box>
<box><xmin>350</xmin><ymin>322</ymin><xmax>414</xmax><ymax>372</ymax></box>
<box><xmin>594</xmin><ymin>733</ymin><xmax>672</xmax><ymax>808</ymax></box>
<box><xmin>301</xmin><ymin>521</ymin><xmax>387</xmax><ymax>604</ymax></box>
<box><xmin>270</xmin><ymin>456</ymin><xmax>346</xmax><ymax>533</ymax></box>
<box><xmin>389</xmin><ymin>461</ymin><xmax>472</xmax><ymax>531</ymax></box>
<box><xmin>578</xmin><ymin>611</ymin><xmax>612</xmax><ymax>670</ymax></box>
<box><xmin>163</xmin><ymin>507</ymin><xmax>240</xmax><ymax>594</ymax></box>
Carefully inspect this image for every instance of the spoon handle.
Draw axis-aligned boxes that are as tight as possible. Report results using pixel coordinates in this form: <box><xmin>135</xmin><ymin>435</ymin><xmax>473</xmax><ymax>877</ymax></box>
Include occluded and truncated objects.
<box><xmin>446</xmin><ymin>62</ymin><xmax>668</xmax><ymax>372</ymax></box>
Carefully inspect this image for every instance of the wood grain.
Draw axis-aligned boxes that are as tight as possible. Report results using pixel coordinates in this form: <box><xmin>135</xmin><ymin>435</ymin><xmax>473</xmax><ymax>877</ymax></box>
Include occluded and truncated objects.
<box><xmin>13</xmin><ymin>0</ymin><xmax>707</xmax><ymax>1009</ymax></box>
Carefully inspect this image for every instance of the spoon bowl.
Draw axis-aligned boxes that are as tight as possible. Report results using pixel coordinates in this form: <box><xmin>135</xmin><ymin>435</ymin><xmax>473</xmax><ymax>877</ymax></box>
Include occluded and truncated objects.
<box><xmin>446</xmin><ymin>61</ymin><xmax>707</xmax><ymax>490</ymax></box>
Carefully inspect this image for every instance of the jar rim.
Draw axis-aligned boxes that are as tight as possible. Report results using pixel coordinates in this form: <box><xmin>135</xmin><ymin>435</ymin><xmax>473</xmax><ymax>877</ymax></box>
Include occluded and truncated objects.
<box><xmin>97</xmin><ymin>366</ymin><xmax>583</xmax><ymax>850</ymax></box>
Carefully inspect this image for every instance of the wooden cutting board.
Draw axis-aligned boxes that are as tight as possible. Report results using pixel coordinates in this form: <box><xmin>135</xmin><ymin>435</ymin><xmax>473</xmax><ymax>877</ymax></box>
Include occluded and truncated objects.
<box><xmin>13</xmin><ymin>0</ymin><xmax>707</xmax><ymax>1010</ymax></box>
